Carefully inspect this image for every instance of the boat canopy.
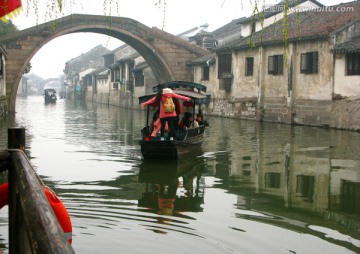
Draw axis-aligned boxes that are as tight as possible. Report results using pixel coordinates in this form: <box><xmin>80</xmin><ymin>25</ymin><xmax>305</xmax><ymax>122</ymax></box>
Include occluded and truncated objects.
<box><xmin>44</xmin><ymin>89</ymin><xmax>56</xmax><ymax>93</ymax></box>
<box><xmin>138</xmin><ymin>81</ymin><xmax>208</xmax><ymax>105</ymax></box>
<box><xmin>153</xmin><ymin>81</ymin><xmax>207</xmax><ymax>93</ymax></box>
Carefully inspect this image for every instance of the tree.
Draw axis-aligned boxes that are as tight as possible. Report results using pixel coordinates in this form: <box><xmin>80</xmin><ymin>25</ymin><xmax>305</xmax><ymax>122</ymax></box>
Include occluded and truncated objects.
<box><xmin>24</xmin><ymin>62</ymin><xmax>32</xmax><ymax>74</ymax></box>
<box><xmin>0</xmin><ymin>19</ymin><xmax>18</xmax><ymax>36</ymax></box>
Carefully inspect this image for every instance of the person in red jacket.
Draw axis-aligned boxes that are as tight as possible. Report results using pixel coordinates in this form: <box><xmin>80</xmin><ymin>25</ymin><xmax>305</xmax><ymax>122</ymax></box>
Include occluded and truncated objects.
<box><xmin>150</xmin><ymin>109</ymin><xmax>169</xmax><ymax>139</ymax></box>
<box><xmin>141</xmin><ymin>87</ymin><xmax>191</xmax><ymax>141</ymax></box>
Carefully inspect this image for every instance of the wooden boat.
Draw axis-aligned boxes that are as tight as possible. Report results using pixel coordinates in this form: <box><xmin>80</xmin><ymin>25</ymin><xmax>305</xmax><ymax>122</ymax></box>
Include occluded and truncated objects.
<box><xmin>138</xmin><ymin>81</ymin><xmax>208</xmax><ymax>160</ymax></box>
<box><xmin>43</xmin><ymin>88</ymin><xmax>57</xmax><ymax>103</ymax></box>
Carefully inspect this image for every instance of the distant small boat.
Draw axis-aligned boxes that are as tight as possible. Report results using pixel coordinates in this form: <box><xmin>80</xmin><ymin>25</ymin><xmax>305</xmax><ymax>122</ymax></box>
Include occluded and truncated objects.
<box><xmin>43</xmin><ymin>89</ymin><xmax>57</xmax><ymax>104</ymax></box>
<box><xmin>138</xmin><ymin>81</ymin><xmax>209</xmax><ymax>160</ymax></box>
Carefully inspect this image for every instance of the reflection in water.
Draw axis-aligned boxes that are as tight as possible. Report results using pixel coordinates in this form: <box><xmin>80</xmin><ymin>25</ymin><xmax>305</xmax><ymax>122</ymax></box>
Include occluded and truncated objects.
<box><xmin>0</xmin><ymin>96</ymin><xmax>359</xmax><ymax>253</ymax></box>
<box><xmin>138</xmin><ymin>155</ymin><xmax>205</xmax><ymax>218</ymax></box>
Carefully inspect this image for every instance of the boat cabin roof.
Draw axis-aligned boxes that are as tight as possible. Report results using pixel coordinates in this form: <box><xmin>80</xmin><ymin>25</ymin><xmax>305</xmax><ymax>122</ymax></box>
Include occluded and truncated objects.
<box><xmin>154</xmin><ymin>81</ymin><xmax>207</xmax><ymax>93</ymax></box>
<box><xmin>138</xmin><ymin>90</ymin><xmax>207</xmax><ymax>104</ymax></box>
<box><xmin>44</xmin><ymin>89</ymin><xmax>56</xmax><ymax>93</ymax></box>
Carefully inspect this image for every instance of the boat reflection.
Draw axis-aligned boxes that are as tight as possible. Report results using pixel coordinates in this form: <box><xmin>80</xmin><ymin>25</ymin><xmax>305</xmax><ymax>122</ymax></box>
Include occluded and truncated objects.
<box><xmin>138</xmin><ymin>154</ymin><xmax>206</xmax><ymax>216</ymax></box>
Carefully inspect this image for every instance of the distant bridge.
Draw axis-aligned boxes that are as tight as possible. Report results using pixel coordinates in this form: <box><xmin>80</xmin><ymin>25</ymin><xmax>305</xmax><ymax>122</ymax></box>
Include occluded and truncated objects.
<box><xmin>41</xmin><ymin>78</ymin><xmax>62</xmax><ymax>90</ymax></box>
<box><xmin>0</xmin><ymin>14</ymin><xmax>208</xmax><ymax>112</ymax></box>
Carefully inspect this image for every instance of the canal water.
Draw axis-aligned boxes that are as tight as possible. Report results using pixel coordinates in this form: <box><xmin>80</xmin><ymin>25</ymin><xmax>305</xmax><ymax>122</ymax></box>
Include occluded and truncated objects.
<box><xmin>0</xmin><ymin>96</ymin><xmax>359</xmax><ymax>254</ymax></box>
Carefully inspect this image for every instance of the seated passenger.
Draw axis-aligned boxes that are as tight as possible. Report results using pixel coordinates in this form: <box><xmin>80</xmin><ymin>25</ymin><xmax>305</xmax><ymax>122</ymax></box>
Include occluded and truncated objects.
<box><xmin>179</xmin><ymin>112</ymin><xmax>199</xmax><ymax>129</ymax></box>
<box><xmin>195</xmin><ymin>113</ymin><xmax>209</xmax><ymax>126</ymax></box>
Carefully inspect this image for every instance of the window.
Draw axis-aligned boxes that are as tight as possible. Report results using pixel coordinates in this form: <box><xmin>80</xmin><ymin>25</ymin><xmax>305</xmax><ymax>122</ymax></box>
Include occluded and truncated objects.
<box><xmin>296</xmin><ymin>175</ymin><xmax>314</xmax><ymax>201</ymax></box>
<box><xmin>128</xmin><ymin>62</ymin><xmax>134</xmax><ymax>84</ymax></box>
<box><xmin>115</xmin><ymin>69</ymin><xmax>120</xmax><ymax>82</ymax></box>
<box><xmin>218</xmin><ymin>53</ymin><xmax>232</xmax><ymax>79</ymax></box>
<box><xmin>346</xmin><ymin>53</ymin><xmax>360</xmax><ymax>75</ymax></box>
<box><xmin>219</xmin><ymin>78</ymin><xmax>232</xmax><ymax>91</ymax></box>
<box><xmin>265</xmin><ymin>173</ymin><xmax>280</xmax><ymax>188</ymax></box>
<box><xmin>110</xmin><ymin>69</ymin><xmax>115</xmax><ymax>82</ymax></box>
<box><xmin>120</xmin><ymin>63</ymin><xmax>126</xmax><ymax>80</ymax></box>
<box><xmin>134</xmin><ymin>71</ymin><xmax>144</xmax><ymax>87</ymax></box>
<box><xmin>268</xmin><ymin>55</ymin><xmax>283</xmax><ymax>75</ymax></box>
<box><xmin>202</xmin><ymin>66</ymin><xmax>209</xmax><ymax>80</ymax></box>
<box><xmin>245</xmin><ymin>57</ymin><xmax>254</xmax><ymax>76</ymax></box>
<box><xmin>203</xmin><ymin>42</ymin><xmax>215</xmax><ymax>50</ymax></box>
<box><xmin>300</xmin><ymin>51</ymin><xmax>318</xmax><ymax>74</ymax></box>
<box><xmin>341</xmin><ymin>180</ymin><xmax>360</xmax><ymax>213</ymax></box>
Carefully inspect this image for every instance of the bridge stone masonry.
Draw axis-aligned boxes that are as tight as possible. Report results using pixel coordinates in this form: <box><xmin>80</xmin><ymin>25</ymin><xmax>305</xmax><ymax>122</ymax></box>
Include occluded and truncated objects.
<box><xmin>0</xmin><ymin>14</ymin><xmax>208</xmax><ymax>113</ymax></box>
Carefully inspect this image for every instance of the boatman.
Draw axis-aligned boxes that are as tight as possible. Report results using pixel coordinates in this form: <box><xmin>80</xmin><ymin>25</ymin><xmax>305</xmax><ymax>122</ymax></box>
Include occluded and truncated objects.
<box><xmin>141</xmin><ymin>87</ymin><xmax>191</xmax><ymax>141</ymax></box>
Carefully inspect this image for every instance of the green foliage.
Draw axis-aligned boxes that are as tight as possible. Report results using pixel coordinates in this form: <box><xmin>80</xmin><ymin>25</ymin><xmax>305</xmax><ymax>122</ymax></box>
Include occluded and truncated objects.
<box><xmin>24</xmin><ymin>62</ymin><xmax>32</xmax><ymax>74</ymax></box>
<box><xmin>0</xmin><ymin>20</ymin><xmax>18</xmax><ymax>36</ymax></box>
<box><xmin>247</xmin><ymin>2</ymin><xmax>260</xmax><ymax>50</ymax></box>
<box><xmin>282</xmin><ymin>0</ymin><xmax>289</xmax><ymax>69</ymax></box>
<box><xmin>57</xmin><ymin>0</ymin><xmax>63</xmax><ymax>12</ymax></box>
<box><xmin>248</xmin><ymin>0</ymin><xmax>291</xmax><ymax>70</ymax></box>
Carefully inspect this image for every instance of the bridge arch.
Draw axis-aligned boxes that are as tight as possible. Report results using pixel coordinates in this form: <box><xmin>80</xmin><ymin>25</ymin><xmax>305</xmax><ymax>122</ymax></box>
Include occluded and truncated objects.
<box><xmin>0</xmin><ymin>14</ymin><xmax>208</xmax><ymax>112</ymax></box>
<box><xmin>41</xmin><ymin>78</ymin><xmax>62</xmax><ymax>86</ymax></box>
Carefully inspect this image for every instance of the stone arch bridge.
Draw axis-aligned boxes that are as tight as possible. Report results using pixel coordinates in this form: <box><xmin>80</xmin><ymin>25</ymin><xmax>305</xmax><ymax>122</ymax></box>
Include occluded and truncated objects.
<box><xmin>0</xmin><ymin>14</ymin><xmax>208</xmax><ymax>112</ymax></box>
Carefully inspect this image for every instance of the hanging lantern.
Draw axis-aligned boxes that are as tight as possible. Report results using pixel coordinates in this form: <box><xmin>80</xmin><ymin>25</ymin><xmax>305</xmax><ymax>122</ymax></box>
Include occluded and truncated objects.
<box><xmin>0</xmin><ymin>0</ymin><xmax>23</xmax><ymax>22</ymax></box>
<box><xmin>183</xmin><ymin>100</ymin><xmax>193</xmax><ymax>110</ymax></box>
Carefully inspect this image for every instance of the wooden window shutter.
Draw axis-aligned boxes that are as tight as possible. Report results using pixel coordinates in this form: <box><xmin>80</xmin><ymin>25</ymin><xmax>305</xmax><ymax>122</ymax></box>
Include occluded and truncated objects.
<box><xmin>278</xmin><ymin>55</ymin><xmax>283</xmax><ymax>75</ymax></box>
<box><xmin>312</xmin><ymin>52</ymin><xmax>318</xmax><ymax>74</ymax></box>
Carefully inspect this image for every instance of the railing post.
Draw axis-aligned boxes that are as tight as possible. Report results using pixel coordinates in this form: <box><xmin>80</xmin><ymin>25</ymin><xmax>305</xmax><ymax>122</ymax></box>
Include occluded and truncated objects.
<box><xmin>8</xmin><ymin>127</ymin><xmax>25</xmax><ymax>151</ymax></box>
<box><xmin>8</xmin><ymin>127</ymin><xmax>29</xmax><ymax>254</ymax></box>
<box><xmin>7</xmin><ymin>127</ymin><xmax>74</xmax><ymax>253</ymax></box>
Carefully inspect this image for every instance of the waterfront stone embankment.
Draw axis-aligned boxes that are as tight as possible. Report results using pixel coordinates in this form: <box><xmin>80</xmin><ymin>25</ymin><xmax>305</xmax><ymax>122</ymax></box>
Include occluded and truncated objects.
<box><xmin>88</xmin><ymin>91</ymin><xmax>360</xmax><ymax>132</ymax></box>
<box><xmin>331</xmin><ymin>97</ymin><xmax>360</xmax><ymax>131</ymax></box>
<box><xmin>199</xmin><ymin>96</ymin><xmax>360</xmax><ymax>132</ymax></box>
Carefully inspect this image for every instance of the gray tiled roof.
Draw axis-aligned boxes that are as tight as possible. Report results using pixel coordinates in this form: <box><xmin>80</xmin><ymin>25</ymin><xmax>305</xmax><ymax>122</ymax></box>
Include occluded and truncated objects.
<box><xmin>331</xmin><ymin>36</ymin><xmax>360</xmax><ymax>53</ymax></box>
<box><xmin>211</xmin><ymin>17</ymin><xmax>246</xmax><ymax>40</ymax></box>
<box><xmin>240</xmin><ymin>0</ymin><xmax>325</xmax><ymax>22</ymax></box>
<box><xmin>187</xmin><ymin>53</ymin><xmax>216</xmax><ymax>66</ymax></box>
<box><xmin>133</xmin><ymin>61</ymin><xmax>149</xmax><ymax>71</ymax></box>
<box><xmin>215</xmin><ymin>1</ymin><xmax>360</xmax><ymax>51</ymax></box>
<box><xmin>86</xmin><ymin>66</ymin><xmax>108</xmax><ymax>76</ymax></box>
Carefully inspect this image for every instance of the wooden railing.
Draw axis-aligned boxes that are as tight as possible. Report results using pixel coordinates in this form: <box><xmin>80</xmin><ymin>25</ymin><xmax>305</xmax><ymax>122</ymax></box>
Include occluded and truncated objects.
<box><xmin>2</xmin><ymin>128</ymin><xmax>74</xmax><ymax>254</ymax></box>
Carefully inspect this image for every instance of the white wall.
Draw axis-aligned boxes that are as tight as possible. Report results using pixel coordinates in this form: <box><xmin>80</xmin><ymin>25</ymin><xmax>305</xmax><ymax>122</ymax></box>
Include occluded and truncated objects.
<box><xmin>97</xmin><ymin>77</ymin><xmax>111</xmax><ymax>94</ymax></box>
<box><xmin>334</xmin><ymin>54</ymin><xmax>360</xmax><ymax>97</ymax></box>
<box><xmin>294</xmin><ymin>40</ymin><xmax>333</xmax><ymax>100</ymax></box>
<box><xmin>193</xmin><ymin>62</ymin><xmax>221</xmax><ymax>99</ymax></box>
<box><xmin>231</xmin><ymin>49</ymin><xmax>260</xmax><ymax>99</ymax></box>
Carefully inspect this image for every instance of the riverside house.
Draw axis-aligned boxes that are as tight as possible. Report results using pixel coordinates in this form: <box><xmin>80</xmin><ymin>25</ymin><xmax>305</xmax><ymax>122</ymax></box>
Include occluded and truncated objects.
<box><xmin>190</xmin><ymin>1</ymin><xmax>360</xmax><ymax>131</ymax></box>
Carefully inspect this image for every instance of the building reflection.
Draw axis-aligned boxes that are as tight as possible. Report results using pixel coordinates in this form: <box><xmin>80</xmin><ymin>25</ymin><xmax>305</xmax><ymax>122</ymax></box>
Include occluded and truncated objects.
<box><xmin>341</xmin><ymin>180</ymin><xmax>360</xmax><ymax>213</ymax></box>
<box><xmin>254</xmin><ymin>145</ymin><xmax>360</xmax><ymax>216</ymax></box>
<box><xmin>203</xmin><ymin>119</ymin><xmax>360</xmax><ymax>238</ymax></box>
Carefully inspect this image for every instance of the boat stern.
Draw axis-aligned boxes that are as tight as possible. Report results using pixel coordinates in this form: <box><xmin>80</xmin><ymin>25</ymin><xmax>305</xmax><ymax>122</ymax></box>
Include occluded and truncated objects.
<box><xmin>139</xmin><ymin>140</ymin><xmax>178</xmax><ymax>159</ymax></box>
